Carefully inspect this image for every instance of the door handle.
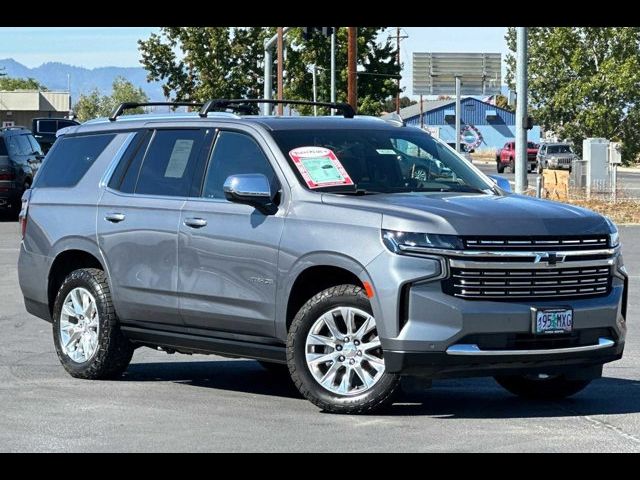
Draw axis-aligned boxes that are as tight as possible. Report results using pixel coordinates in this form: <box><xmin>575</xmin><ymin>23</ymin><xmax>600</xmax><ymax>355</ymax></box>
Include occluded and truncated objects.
<box><xmin>184</xmin><ymin>217</ymin><xmax>207</xmax><ymax>229</ymax></box>
<box><xmin>104</xmin><ymin>212</ymin><xmax>126</xmax><ymax>223</ymax></box>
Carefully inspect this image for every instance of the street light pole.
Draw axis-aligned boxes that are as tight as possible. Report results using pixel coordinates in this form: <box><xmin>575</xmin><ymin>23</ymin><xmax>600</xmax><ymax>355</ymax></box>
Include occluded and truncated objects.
<box><xmin>277</xmin><ymin>27</ymin><xmax>284</xmax><ymax>116</ymax></box>
<box><xmin>455</xmin><ymin>76</ymin><xmax>461</xmax><ymax>153</ymax></box>
<box><xmin>515</xmin><ymin>26</ymin><xmax>529</xmax><ymax>194</ymax></box>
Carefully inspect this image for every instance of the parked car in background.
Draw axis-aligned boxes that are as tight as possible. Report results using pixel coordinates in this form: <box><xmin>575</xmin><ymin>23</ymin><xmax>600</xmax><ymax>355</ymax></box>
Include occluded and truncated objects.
<box><xmin>536</xmin><ymin>142</ymin><xmax>579</xmax><ymax>174</ymax></box>
<box><xmin>0</xmin><ymin>126</ymin><xmax>43</xmax><ymax>217</ymax></box>
<box><xmin>496</xmin><ymin>141</ymin><xmax>538</xmax><ymax>173</ymax></box>
<box><xmin>31</xmin><ymin>117</ymin><xmax>80</xmax><ymax>153</ymax></box>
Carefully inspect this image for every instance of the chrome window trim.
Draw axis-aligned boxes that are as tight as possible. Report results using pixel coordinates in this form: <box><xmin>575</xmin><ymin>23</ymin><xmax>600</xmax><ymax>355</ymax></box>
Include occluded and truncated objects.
<box><xmin>446</xmin><ymin>337</ymin><xmax>615</xmax><ymax>356</ymax></box>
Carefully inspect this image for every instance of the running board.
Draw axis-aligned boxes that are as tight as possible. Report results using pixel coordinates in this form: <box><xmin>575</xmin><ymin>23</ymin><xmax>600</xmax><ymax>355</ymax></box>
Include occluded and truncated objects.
<box><xmin>122</xmin><ymin>326</ymin><xmax>287</xmax><ymax>363</ymax></box>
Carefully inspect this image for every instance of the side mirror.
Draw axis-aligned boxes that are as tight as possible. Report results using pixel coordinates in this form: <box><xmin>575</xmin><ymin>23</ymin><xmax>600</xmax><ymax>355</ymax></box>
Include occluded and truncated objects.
<box><xmin>487</xmin><ymin>174</ymin><xmax>512</xmax><ymax>192</ymax></box>
<box><xmin>223</xmin><ymin>174</ymin><xmax>277</xmax><ymax>214</ymax></box>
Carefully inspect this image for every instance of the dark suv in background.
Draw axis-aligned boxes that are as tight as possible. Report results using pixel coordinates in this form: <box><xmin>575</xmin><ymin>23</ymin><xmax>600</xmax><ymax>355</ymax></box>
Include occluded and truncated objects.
<box><xmin>0</xmin><ymin>126</ymin><xmax>43</xmax><ymax>217</ymax></box>
<box><xmin>31</xmin><ymin>117</ymin><xmax>80</xmax><ymax>153</ymax></box>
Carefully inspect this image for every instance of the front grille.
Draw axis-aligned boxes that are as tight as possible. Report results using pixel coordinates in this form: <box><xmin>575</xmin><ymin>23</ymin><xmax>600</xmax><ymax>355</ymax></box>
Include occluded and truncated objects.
<box><xmin>463</xmin><ymin>235</ymin><xmax>609</xmax><ymax>251</ymax></box>
<box><xmin>444</xmin><ymin>265</ymin><xmax>611</xmax><ymax>299</ymax></box>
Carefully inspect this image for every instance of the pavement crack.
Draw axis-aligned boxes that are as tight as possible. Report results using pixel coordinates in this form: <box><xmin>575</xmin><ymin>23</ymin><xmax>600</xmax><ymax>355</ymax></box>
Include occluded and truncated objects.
<box><xmin>553</xmin><ymin>402</ymin><xmax>640</xmax><ymax>447</ymax></box>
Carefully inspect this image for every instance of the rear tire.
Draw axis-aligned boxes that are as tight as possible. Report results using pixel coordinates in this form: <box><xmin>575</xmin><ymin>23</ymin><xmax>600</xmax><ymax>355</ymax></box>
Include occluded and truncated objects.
<box><xmin>287</xmin><ymin>284</ymin><xmax>400</xmax><ymax>414</ymax></box>
<box><xmin>495</xmin><ymin>374</ymin><xmax>591</xmax><ymax>400</ymax></box>
<box><xmin>509</xmin><ymin>158</ymin><xmax>515</xmax><ymax>173</ymax></box>
<box><xmin>52</xmin><ymin>268</ymin><xmax>134</xmax><ymax>380</ymax></box>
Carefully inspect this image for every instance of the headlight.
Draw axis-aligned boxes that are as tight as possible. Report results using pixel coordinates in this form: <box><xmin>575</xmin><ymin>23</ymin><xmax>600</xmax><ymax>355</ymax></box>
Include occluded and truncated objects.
<box><xmin>605</xmin><ymin>217</ymin><xmax>619</xmax><ymax>247</ymax></box>
<box><xmin>382</xmin><ymin>229</ymin><xmax>463</xmax><ymax>253</ymax></box>
<box><xmin>610</xmin><ymin>231</ymin><xmax>619</xmax><ymax>248</ymax></box>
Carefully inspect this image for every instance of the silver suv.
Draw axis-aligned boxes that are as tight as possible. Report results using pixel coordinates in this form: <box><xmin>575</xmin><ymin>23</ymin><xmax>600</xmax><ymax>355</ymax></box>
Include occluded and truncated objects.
<box><xmin>537</xmin><ymin>142</ymin><xmax>579</xmax><ymax>173</ymax></box>
<box><xmin>18</xmin><ymin>100</ymin><xmax>628</xmax><ymax>414</ymax></box>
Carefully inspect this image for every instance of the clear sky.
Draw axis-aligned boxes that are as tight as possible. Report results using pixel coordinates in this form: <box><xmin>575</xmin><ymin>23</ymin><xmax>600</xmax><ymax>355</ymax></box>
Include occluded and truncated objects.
<box><xmin>0</xmin><ymin>26</ymin><xmax>509</xmax><ymax>97</ymax></box>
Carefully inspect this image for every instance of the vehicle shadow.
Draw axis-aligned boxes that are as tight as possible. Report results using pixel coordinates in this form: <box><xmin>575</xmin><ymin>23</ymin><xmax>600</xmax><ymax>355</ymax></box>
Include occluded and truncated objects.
<box><xmin>123</xmin><ymin>360</ymin><xmax>303</xmax><ymax>399</ymax></box>
<box><xmin>123</xmin><ymin>360</ymin><xmax>640</xmax><ymax>418</ymax></box>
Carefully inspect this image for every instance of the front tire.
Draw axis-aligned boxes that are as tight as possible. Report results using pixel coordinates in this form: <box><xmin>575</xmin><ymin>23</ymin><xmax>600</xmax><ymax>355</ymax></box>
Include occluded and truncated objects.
<box><xmin>496</xmin><ymin>160</ymin><xmax>505</xmax><ymax>173</ymax></box>
<box><xmin>287</xmin><ymin>284</ymin><xmax>400</xmax><ymax>414</ymax></box>
<box><xmin>52</xmin><ymin>268</ymin><xmax>134</xmax><ymax>380</ymax></box>
<box><xmin>495</xmin><ymin>373</ymin><xmax>591</xmax><ymax>400</ymax></box>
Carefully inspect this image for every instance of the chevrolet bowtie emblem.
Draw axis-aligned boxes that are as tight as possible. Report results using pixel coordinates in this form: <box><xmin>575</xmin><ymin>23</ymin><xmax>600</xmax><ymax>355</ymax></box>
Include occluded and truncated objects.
<box><xmin>534</xmin><ymin>252</ymin><xmax>566</xmax><ymax>266</ymax></box>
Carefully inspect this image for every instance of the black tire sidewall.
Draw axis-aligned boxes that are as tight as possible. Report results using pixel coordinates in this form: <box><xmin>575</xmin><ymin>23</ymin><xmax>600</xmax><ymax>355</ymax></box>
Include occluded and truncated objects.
<box><xmin>52</xmin><ymin>269</ymin><xmax>122</xmax><ymax>377</ymax></box>
<box><xmin>288</xmin><ymin>285</ymin><xmax>399</xmax><ymax>413</ymax></box>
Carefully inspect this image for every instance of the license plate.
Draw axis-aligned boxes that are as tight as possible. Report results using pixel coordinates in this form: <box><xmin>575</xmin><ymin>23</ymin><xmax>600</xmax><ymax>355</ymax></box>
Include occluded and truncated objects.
<box><xmin>533</xmin><ymin>308</ymin><xmax>573</xmax><ymax>334</ymax></box>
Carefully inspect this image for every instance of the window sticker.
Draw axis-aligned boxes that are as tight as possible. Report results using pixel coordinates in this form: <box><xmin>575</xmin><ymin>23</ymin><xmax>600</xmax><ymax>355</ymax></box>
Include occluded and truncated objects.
<box><xmin>289</xmin><ymin>147</ymin><xmax>354</xmax><ymax>189</ymax></box>
<box><xmin>164</xmin><ymin>139</ymin><xmax>194</xmax><ymax>178</ymax></box>
<box><xmin>376</xmin><ymin>148</ymin><xmax>397</xmax><ymax>155</ymax></box>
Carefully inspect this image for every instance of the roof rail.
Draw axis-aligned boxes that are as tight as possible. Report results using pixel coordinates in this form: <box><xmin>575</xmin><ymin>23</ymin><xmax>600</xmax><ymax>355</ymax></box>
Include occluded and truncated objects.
<box><xmin>109</xmin><ymin>101</ymin><xmax>204</xmax><ymax>122</ymax></box>
<box><xmin>198</xmin><ymin>98</ymin><xmax>356</xmax><ymax>119</ymax></box>
<box><xmin>0</xmin><ymin>125</ymin><xmax>28</xmax><ymax>131</ymax></box>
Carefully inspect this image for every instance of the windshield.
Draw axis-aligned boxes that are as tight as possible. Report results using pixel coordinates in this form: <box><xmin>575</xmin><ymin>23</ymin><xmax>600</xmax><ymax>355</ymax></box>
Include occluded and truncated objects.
<box><xmin>527</xmin><ymin>142</ymin><xmax>537</xmax><ymax>149</ymax></box>
<box><xmin>271</xmin><ymin>128</ymin><xmax>495</xmax><ymax>194</ymax></box>
<box><xmin>547</xmin><ymin>144</ymin><xmax>573</xmax><ymax>154</ymax></box>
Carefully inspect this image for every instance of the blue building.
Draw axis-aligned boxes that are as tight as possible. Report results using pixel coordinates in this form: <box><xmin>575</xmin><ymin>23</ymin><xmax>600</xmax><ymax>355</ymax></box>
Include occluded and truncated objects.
<box><xmin>384</xmin><ymin>97</ymin><xmax>541</xmax><ymax>153</ymax></box>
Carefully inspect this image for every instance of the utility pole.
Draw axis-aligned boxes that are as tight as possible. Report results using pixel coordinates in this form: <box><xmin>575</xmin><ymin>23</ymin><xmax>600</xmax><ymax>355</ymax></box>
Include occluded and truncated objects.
<box><xmin>347</xmin><ymin>27</ymin><xmax>357</xmax><ymax>113</ymax></box>
<box><xmin>515</xmin><ymin>26</ymin><xmax>528</xmax><ymax>194</ymax></box>
<box><xmin>330</xmin><ymin>29</ymin><xmax>336</xmax><ymax>114</ymax></box>
<box><xmin>455</xmin><ymin>76</ymin><xmax>461</xmax><ymax>153</ymax></box>
<box><xmin>277</xmin><ymin>27</ymin><xmax>284</xmax><ymax>116</ymax></box>
<box><xmin>263</xmin><ymin>27</ymin><xmax>291</xmax><ymax>115</ymax></box>
<box><xmin>396</xmin><ymin>27</ymin><xmax>401</xmax><ymax>113</ymax></box>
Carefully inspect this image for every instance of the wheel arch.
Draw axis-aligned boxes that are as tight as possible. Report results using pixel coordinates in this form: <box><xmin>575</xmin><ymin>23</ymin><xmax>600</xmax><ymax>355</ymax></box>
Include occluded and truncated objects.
<box><xmin>47</xmin><ymin>248</ymin><xmax>105</xmax><ymax>316</ymax></box>
<box><xmin>276</xmin><ymin>253</ymin><xmax>375</xmax><ymax>341</ymax></box>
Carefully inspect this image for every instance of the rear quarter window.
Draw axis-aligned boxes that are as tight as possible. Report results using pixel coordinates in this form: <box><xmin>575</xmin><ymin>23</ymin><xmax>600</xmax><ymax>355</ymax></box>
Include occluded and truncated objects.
<box><xmin>34</xmin><ymin>133</ymin><xmax>116</xmax><ymax>188</ymax></box>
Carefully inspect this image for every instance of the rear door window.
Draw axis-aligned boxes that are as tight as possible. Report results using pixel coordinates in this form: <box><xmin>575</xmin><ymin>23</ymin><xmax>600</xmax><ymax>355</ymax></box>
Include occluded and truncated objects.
<box><xmin>134</xmin><ymin>129</ymin><xmax>206</xmax><ymax>197</ymax></box>
<box><xmin>0</xmin><ymin>138</ymin><xmax>7</xmax><ymax>156</ymax></box>
<box><xmin>34</xmin><ymin>134</ymin><xmax>116</xmax><ymax>188</ymax></box>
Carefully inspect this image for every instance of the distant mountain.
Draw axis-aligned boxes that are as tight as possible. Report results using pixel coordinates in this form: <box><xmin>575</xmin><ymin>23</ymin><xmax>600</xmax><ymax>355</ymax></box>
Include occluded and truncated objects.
<box><xmin>0</xmin><ymin>58</ymin><xmax>165</xmax><ymax>103</ymax></box>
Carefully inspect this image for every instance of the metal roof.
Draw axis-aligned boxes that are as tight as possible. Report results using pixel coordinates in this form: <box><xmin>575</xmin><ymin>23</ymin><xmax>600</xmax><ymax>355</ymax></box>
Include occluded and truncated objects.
<box><xmin>382</xmin><ymin>99</ymin><xmax>453</xmax><ymax>121</ymax></box>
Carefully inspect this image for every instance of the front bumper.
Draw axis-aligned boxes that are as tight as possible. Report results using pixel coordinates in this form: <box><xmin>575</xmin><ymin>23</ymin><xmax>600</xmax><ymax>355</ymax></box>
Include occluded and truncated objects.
<box><xmin>365</xmin><ymin>248</ymin><xmax>628</xmax><ymax>378</ymax></box>
<box><xmin>385</xmin><ymin>339</ymin><xmax>624</xmax><ymax>377</ymax></box>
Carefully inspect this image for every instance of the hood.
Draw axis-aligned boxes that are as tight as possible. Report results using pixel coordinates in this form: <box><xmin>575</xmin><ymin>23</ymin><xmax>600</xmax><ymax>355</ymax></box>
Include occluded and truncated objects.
<box><xmin>321</xmin><ymin>192</ymin><xmax>610</xmax><ymax>236</ymax></box>
<box><xmin>527</xmin><ymin>148</ymin><xmax>538</xmax><ymax>154</ymax></box>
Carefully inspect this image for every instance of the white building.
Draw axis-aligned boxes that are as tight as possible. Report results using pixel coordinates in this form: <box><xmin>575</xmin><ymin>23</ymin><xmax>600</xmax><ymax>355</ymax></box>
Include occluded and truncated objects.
<box><xmin>0</xmin><ymin>90</ymin><xmax>71</xmax><ymax>128</ymax></box>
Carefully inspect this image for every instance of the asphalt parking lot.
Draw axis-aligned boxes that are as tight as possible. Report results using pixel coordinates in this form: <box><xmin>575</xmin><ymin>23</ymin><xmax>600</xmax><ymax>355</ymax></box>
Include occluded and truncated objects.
<box><xmin>0</xmin><ymin>217</ymin><xmax>639</xmax><ymax>452</ymax></box>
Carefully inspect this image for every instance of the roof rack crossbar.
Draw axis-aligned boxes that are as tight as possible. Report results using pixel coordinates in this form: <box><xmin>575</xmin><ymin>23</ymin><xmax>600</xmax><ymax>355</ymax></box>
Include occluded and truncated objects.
<box><xmin>109</xmin><ymin>102</ymin><xmax>204</xmax><ymax>122</ymax></box>
<box><xmin>198</xmin><ymin>98</ymin><xmax>356</xmax><ymax>119</ymax></box>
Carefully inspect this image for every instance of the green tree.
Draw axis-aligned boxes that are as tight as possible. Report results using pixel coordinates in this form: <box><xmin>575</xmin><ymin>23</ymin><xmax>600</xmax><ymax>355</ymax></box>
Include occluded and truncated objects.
<box><xmin>139</xmin><ymin>27</ymin><xmax>274</xmax><ymax>101</ymax></box>
<box><xmin>494</xmin><ymin>94</ymin><xmax>514</xmax><ymax>112</ymax></box>
<box><xmin>282</xmin><ymin>27</ymin><xmax>400</xmax><ymax>115</ymax></box>
<box><xmin>0</xmin><ymin>77</ymin><xmax>47</xmax><ymax>90</ymax></box>
<box><xmin>505</xmin><ymin>27</ymin><xmax>640</xmax><ymax>164</ymax></box>
<box><xmin>383</xmin><ymin>95</ymin><xmax>416</xmax><ymax>113</ymax></box>
<box><xmin>74</xmin><ymin>76</ymin><xmax>149</xmax><ymax>122</ymax></box>
<box><xmin>138</xmin><ymin>27</ymin><xmax>401</xmax><ymax>116</ymax></box>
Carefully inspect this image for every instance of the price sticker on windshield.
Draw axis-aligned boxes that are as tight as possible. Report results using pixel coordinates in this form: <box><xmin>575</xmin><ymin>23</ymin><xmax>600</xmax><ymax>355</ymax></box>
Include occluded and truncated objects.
<box><xmin>289</xmin><ymin>147</ymin><xmax>354</xmax><ymax>189</ymax></box>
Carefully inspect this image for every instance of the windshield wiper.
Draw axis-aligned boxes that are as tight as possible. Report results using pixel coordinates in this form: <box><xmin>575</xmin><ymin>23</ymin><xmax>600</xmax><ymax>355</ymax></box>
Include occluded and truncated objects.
<box><xmin>435</xmin><ymin>185</ymin><xmax>493</xmax><ymax>194</ymax></box>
